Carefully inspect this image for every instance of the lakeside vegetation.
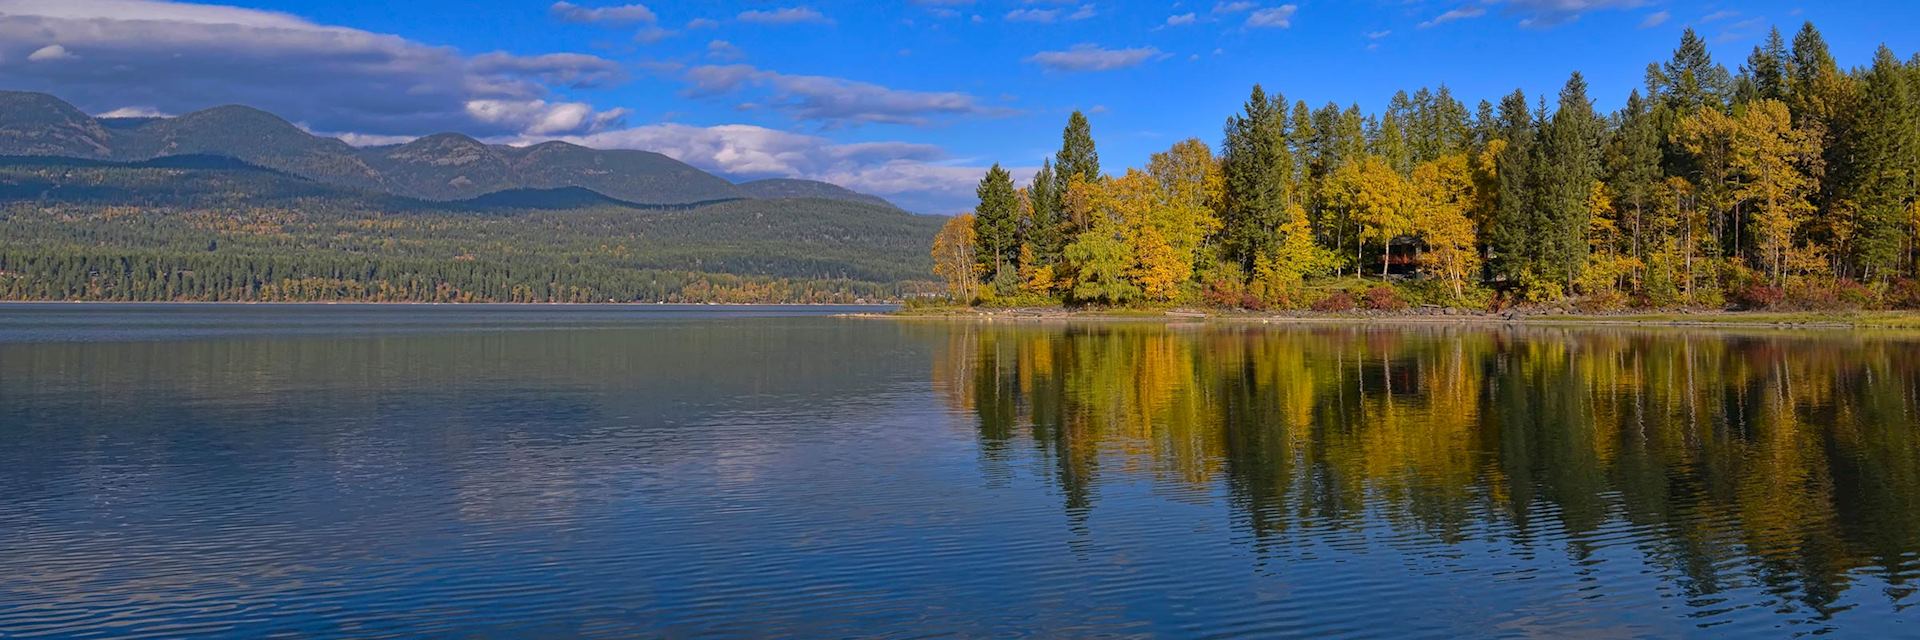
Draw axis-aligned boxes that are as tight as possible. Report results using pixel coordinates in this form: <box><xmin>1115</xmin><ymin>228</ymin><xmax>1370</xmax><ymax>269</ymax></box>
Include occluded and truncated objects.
<box><xmin>933</xmin><ymin>24</ymin><xmax>1920</xmax><ymax>315</ymax></box>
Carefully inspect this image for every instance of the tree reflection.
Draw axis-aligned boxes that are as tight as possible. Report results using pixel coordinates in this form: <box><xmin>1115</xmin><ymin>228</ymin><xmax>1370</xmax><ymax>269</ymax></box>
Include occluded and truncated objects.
<box><xmin>933</xmin><ymin>322</ymin><xmax>1920</xmax><ymax>617</ymax></box>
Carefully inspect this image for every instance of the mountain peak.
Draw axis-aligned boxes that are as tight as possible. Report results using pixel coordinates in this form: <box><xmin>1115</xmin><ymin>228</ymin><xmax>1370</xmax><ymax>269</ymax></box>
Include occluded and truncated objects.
<box><xmin>386</xmin><ymin>133</ymin><xmax>497</xmax><ymax>164</ymax></box>
<box><xmin>411</xmin><ymin>132</ymin><xmax>487</xmax><ymax>146</ymax></box>
<box><xmin>523</xmin><ymin>140</ymin><xmax>587</xmax><ymax>152</ymax></box>
<box><xmin>0</xmin><ymin>90</ymin><xmax>902</xmax><ymax>210</ymax></box>
<box><xmin>0</xmin><ymin>91</ymin><xmax>113</xmax><ymax>157</ymax></box>
<box><xmin>175</xmin><ymin>104</ymin><xmax>300</xmax><ymax>129</ymax></box>
<box><xmin>735</xmin><ymin>178</ymin><xmax>898</xmax><ymax>210</ymax></box>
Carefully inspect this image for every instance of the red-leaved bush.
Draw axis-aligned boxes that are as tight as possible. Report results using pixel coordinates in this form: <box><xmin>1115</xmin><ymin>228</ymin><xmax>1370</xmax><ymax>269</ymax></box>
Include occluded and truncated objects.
<box><xmin>1733</xmin><ymin>282</ymin><xmax>1785</xmax><ymax>310</ymax></box>
<box><xmin>1312</xmin><ymin>291</ymin><xmax>1356</xmax><ymax>312</ymax></box>
<box><xmin>1362</xmin><ymin>286</ymin><xmax>1407</xmax><ymax>311</ymax></box>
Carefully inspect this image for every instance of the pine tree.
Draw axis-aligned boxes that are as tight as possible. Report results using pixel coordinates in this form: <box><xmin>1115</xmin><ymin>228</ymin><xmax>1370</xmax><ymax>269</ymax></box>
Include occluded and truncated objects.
<box><xmin>1537</xmin><ymin>72</ymin><xmax>1603</xmax><ymax>291</ymax></box>
<box><xmin>1402</xmin><ymin>86</ymin><xmax>1471</xmax><ymax>165</ymax></box>
<box><xmin>1745</xmin><ymin>27</ymin><xmax>1791</xmax><ymax>104</ymax></box>
<box><xmin>1835</xmin><ymin>47</ymin><xmax>1919</xmax><ymax>279</ymax></box>
<box><xmin>1472</xmin><ymin>99</ymin><xmax>1497</xmax><ymax>147</ymax></box>
<box><xmin>1372</xmin><ymin>112</ymin><xmax>1413</xmax><ymax>175</ymax></box>
<box><xmin>1290</xmin><ymin>100</ymin><xmax>1320</xmax><ymax>216</ymax></box>
<box><xmin>1053</xmin><ymin>111</ymin><xmax>1101</xmax><ymax>199</ymax></box>
<box><xmin>973</xmin><ymin>164</ymin><xmax>1020</xmax><ymax>282</ymax></box>
<box><xmin>1220</xmin><ymin>85</ymin><xmax>1294</xmax><ymax>273</ymax></box>
<box><xmin>1489</xmin><ymin>89</ymin><xmax>1536</xmax><ymax>283</ymax></box>
<box><xmin>1789</xmin><ymin>22</ymin><xmax>1845</xmax><ymax>126</ymax></box>
<box><xmin>1605</xmin><ymin>90</ymin><xmax>1665</xmax><ymax>265</ymax></box>
<box><xmin>1028</xmin><ymin>159</ymin><xmax>1061</xmax><ymax>263</ymax></box>
<box><xmin>1662</xmin><ymin>28</ymin><xmax>1728</xmax><ymax>114</ymax></box>
<box><xmin>1787</xmin><ymin>22</ymin><xmax>1854</xmax><ymax>251</ymax></box>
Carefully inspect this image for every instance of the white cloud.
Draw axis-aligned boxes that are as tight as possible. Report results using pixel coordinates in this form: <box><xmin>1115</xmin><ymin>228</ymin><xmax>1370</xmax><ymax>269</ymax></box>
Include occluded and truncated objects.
<box><xmin>0</xmin><ymin>0</ymin><xmax>627</xmax><ymax>137</ymax></box>
<box><xmin>1419</xmin><ymin>6</ymin><xmax>1487</xmax><ymax>29</ymax></box>
<box><xmin>737</xmin><ymin>7</ymin><xmax>832</xmax><ymax>25</ymax></box>
<box><xmin>1165</xmin><ymin>13</ymin><xmax>1197</xmax><ymax>26</ymax></box>
<box><xmin>1421</xmin><ymin>0</ymin><xmax>1645</xmax><ymax>29</ymax></box>
<box><xmin>1246</xmin><ymin>5</ymin><xmax>1296</xmax><ymax>28</ymax></box>
<box><xmin>1507</xmin><ymin>0</ymin><xmax>1647</xmax><ymax>28</ymax></box>
<box><xmin>537</xmin><ymin>123</ymin><xmax>1019</xmax><ymax>212</ymax></box>
<box><xmin>633</xmin><ymin>26</ymin><xmax>674</xmax><ymax>43</ymax></box>
<box><xmin>1367</xmin><ymin>30</ymin><xmax>1392</xmax><ymax>40</ymax></box>
<box><xmin>1212</xmin><ymin>1</ymin><xmax>1256</xmax><ymax>14</ymax></box>
<box><xmin>1638</xmin><ymin>10</ymin><xmax>1669</xmax><ymax>28</ymax></box>
<box><xmin>465</xmin><ymin>99</ymin><xmax>627</xmax><ymax>136</ymax></box>
<box><xmin>548</xmin><ymin>2</ymin><xmax>656</xmax><ymax>25</ymax></box>
<box><xmin>706</xmin><ymin>40</ymin><xmax>744</xmax><ymax>61</ymax></box>
<box><xmin>1005</xmin><ymin>4</ymin><xmax>1093</xmax><ymax>23</ymax></box>
<box><xmin>96</xmin><ymin>106</ymin><xmax>167</xmax><ymax>118</ymax></box>
<box><xmin>1005</xmin><ymin>8</ymin><xmax>1054</xmax><ymax>22</ymax></box>
<box><xmin>329</xmin><ymin>132</ymin><xmax>419</xmax><ymax>147</ymax></box>
<box><xmin>468</xmin><ymin>52</ymin><xmax>625</xmax><ymax>88</ymax></box>
<box><xmin>1025</xmin><ymin>44</ymin><xmax>1162</xmax><ymax>72</ymax></box>
<box><xmin>26</xmin><ymin>44</ymin><xmax>74</xmax><ymax>61</ymax></box>
<box><xmin>677</xmin><ymin>64</ymin><xmax>1008</xmax><ymax>126</ymax></box>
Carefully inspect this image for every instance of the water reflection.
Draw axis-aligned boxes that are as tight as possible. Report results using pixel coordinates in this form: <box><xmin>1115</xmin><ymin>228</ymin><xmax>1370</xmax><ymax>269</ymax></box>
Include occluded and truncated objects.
<box><xmin>934</xmin><ymin>322</ymin><xmax>1920</xmax><ymax>625</ymax></box>
<box><xmin>5</xmin><ymin>309</ymin><xmax>1920</xmax><ymax>637</ymax></box>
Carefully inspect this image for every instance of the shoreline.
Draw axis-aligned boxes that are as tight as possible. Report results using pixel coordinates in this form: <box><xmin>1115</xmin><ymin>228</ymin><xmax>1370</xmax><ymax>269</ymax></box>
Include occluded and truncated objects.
<box><xmin>0</xmin><ymin>300</ymin><xmax>900</xmax><ymax>308</ymax></box>
<box><xmin>4</xmin><ymin>300</ymin><xmax>1909</xmax><ymax>330</ymax></box>
<box><xmin>855</xmin><ymin>307</ymin><xmax>1920</xmax><ymax>330</ymax></box>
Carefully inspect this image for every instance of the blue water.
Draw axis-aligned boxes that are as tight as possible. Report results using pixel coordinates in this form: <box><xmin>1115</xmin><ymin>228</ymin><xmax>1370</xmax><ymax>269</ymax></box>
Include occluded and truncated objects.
<box><xmin>1</xmin><ymin>305</ymin><xmax>1916</xmax><ymax>638</ymax></box>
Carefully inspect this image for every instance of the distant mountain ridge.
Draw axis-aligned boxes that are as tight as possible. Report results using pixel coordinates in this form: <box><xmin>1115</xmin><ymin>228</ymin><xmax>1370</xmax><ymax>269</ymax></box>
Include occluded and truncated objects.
<box><xmin>0</xmin><ymin>91</ymin><xmax>899</xmax><ymax>210</ymax></box>
<box><xmin>0</xmin><ymin>152</ymin><xmax>943</xmax><ymax>300</ymax></box>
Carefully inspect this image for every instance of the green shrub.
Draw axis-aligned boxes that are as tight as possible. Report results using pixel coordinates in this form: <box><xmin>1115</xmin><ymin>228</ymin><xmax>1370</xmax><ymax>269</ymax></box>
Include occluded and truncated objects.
<box><xmin>1397</xmin><ymin>278</ymin><xmax>1493</xmax><ymax>310</ymax></box>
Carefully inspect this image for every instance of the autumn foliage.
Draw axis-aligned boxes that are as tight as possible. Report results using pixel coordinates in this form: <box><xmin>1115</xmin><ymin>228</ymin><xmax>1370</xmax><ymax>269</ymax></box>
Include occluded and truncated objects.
<box><xmin>939</xmin><ymin>24</ymin><xmax>1920</xmax><ymax>312</ymax></box>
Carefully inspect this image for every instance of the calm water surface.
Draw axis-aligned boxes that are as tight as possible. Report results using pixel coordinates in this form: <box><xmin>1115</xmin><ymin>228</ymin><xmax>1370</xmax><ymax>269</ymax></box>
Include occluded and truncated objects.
<box><xmin>2</xmin><ymin>304</ymin><xmax>1918</xmax><ymax>638</ymax></box>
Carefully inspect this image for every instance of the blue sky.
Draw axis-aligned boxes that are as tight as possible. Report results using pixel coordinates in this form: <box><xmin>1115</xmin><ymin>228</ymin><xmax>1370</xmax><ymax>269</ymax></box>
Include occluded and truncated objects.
<box><xmin>2</xmin><ymin>1</ymin><xmax>1917</xmax><ymax>212</ymax></box>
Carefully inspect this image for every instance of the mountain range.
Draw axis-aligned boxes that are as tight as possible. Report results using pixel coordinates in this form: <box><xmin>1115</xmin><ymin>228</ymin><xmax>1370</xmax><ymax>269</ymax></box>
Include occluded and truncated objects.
<box><xmin>0</xmin><ymin>91</ymin><xmax>896</xmax><ymax>209</ymax></box>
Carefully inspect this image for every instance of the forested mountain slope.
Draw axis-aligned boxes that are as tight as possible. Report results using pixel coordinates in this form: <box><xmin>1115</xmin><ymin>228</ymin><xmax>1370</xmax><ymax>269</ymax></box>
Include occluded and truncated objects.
<box><xmin>0</xmin><ymin>155</ymin><xmax>941</xmax><ymax>303</ymax></box>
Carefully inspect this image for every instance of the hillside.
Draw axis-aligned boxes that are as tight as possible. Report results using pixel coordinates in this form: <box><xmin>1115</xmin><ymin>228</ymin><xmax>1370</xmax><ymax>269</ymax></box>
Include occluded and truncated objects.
<box><xmin>0</xmin><ymin>155</ymin><xmax>942</xmax><ymax>303</ymax></box>
<box><xmin>0</xmin><ymin>91</ymin><xmax>899</xmax><ymax>209</ymax></box>
<box><xmin>734</xmin><ymin>178</ymin><xmax>897</xmax><ymax>209</ymax></box>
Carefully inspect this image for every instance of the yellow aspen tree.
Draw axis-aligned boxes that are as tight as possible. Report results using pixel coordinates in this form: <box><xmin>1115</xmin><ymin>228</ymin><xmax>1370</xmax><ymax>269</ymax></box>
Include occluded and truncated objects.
<box><xmin>1018</xmin><ymin>244</ymin><xmax>1054</xmax><ymax>296</ymax></box>
<box><xmin>1728</xmin><ymin>100</ymin><xmax>1820</xmax><ymax>284</ymax></box>
<box><xmin>1253</xmin><ymin>203</ymin><xmax>1328</xmax><ymax>304</ymax></box>
<box><xmin>1327</xmin><ymin>155</ymin><xmax>1414</xmax><ymax>277</ymax></box>
<box><xmin>1145</xmin><ymin>139</ymin><xmax>1225</xmax><ymax>276</ymax></box>
<box><xmin>1107</xmin><ymin>169</ymin><xmax>1189</xmax><ymax>301</ymax></box>
<box><xmin>1578</xmin><ymin>181</ymin><xmax>1637</xmax><ymax>297</ymax></box>
<box><xmin>1410</xmin><ymin>155</ymin><xmax>1482</xmax><ymax>299</ymax></box>
<box><xmin>931</xmin><ymin>213</ymin><xmax>978</xmax><ymax>299</ymax></box>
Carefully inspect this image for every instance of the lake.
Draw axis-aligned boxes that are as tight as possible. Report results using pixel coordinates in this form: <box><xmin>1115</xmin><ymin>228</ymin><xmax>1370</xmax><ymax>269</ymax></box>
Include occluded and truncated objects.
<box><xmin>2</xmin><ymin>304</ymin><xmax>1917</xmax><ymax>638</ymax></box>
